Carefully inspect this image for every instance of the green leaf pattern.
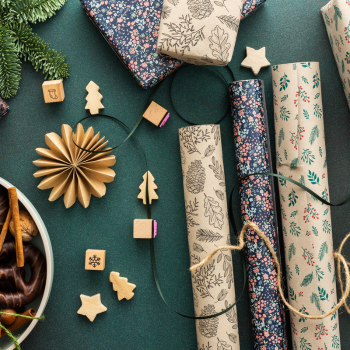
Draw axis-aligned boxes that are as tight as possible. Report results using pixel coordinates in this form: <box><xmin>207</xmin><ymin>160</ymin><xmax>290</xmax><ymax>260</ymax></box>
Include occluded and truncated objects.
<box><xmin>273</xmin><ymin>61</ymin><xmax>339</xmax><ymax>346</ymax></box>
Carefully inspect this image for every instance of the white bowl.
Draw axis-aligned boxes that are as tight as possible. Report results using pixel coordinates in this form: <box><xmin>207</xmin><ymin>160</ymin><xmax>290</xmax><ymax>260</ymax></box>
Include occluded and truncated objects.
<box><xmin>0</xmin><ymin>177</ymin><xmax>54</xmax><ymax>350</ymax></box>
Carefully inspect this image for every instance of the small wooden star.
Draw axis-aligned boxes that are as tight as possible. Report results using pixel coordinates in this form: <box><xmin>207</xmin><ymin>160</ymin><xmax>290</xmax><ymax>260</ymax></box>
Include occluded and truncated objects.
<box><xmin>241</xmin><ymin>47</ymin><xmax>270</xmax><ymax>76</ymax></box>
<box><xmin>77</xmin><ymin>294</ymin><xmax>107</xmax><ymax>322</ymax></box>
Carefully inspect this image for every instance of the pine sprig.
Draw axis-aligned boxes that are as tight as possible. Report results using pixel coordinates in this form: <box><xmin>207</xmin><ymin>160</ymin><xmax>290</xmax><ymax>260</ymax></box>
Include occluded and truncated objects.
<box><xmin>10</xmin><ymin>21</ymin><xmax>69</xmax><ymax>79</ymax></box>
<box><xmin>8</xmin><ymin>0</ymin><xmax>67</xmax><ymax>24</ymax></box>
<box><xmin>0</xmin><ymin>18</ymin><xmax>22</xmax><ymax>98</ymax></box>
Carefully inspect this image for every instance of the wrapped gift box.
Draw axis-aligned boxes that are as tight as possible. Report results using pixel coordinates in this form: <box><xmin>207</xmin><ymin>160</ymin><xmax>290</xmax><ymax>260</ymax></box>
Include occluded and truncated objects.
<box><xmin>80</xmin><ymin>0</ymin><xmax>182</xmax><ymax>89</ymax></box>
<box><xmin>241</xmin><ymin>0</ymin><xmax>266</xmax><ymax>19</ymax></box>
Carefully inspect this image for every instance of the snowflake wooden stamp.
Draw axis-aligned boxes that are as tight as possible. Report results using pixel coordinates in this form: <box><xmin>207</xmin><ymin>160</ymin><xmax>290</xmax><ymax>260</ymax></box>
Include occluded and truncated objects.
<box><xmin>85</xmin><ymin>249</ymin><xmax>106</xmax><ymax>271</ymax></box>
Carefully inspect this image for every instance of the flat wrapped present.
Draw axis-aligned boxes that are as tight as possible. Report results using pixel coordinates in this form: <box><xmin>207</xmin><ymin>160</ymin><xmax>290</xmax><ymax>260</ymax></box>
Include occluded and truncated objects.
<box><xmin>157</xmin><ymin>0</ymin><xmax>242</xmax><ymax>65</ymax></box>
<box><xmin>0</xmin><ymin>98</ymin><xmax>9</xmax><ymax>119</ymax></box>
<box><xmin>80</xmin><ymin>0</ymin><xmax>182</xmax><ymax>89</ymax></box>
<box><xmin>241</xmin><ymin>0</ymin><xmax>266</xmax><ymax>19</ymax></box>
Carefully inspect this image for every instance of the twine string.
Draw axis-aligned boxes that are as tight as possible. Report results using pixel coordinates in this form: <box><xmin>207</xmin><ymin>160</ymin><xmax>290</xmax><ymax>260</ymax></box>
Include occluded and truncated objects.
<box><xmin>190</xmin><ymin>222</ymin><xmax>350</xmax><ymax>320</ymax></box>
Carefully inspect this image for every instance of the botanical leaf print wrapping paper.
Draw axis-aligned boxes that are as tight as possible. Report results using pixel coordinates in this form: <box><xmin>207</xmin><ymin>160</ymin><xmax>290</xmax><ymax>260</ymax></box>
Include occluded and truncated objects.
<box><xmin>0</xmin><ymin>98</ymin><xmax>9</xmax><ymax>118</ymax></box>
<box><xmin>229</xmin><ymin>79</ymin><xmax>288</xmax><ymax>350</ymax></box>
<box><xmin>157</xmin><ymin>0</ymin><xmax>242</xmax><ymax>65</ymax></box>
<box><xmin>80</xmin><ymin>0</ymin><xmax>182</xmax><ymax>89</ymax></box>
<box><xmin>179</xmin><ymin>125</ymin><xmax>240</xmax><ymax>350</ymax></box>
<box><xmin>321</xmin><ymin>0</ymin><xmax>350</xmax><ymax>110</ymax></box>
<box><xmin>272</xmin><ymin>62</ymin><xmax>340</xmax><ymax>350</ymax></box>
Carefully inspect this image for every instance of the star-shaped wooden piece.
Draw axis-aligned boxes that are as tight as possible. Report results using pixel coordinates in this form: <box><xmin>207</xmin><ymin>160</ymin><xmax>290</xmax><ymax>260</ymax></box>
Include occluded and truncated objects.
<box><xmin>77</xmin><ymin>294</ymin><xmax>107</xmax><ymax>322</ymax></box>
<box><xmin>241</xmin><ymin>47</ymin><xmax>270</xmax><ymax>76</ymax></box>
<box><xmin>110</xmin><ymin>272</ymin><xmax>136</xmax><ymax>300</ymax></box>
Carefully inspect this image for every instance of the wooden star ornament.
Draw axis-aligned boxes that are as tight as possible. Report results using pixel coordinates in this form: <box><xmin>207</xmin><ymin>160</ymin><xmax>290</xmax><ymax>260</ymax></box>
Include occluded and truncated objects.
<box><xmin>77</xmin><ymin>294</ymin><xmax>107</xmax><ymax>322</ymax></box>
<box><xmin>110</xmin><ymin>272</ymin><xmax>136</xmax><ymax>300</ymax></box>
<box><xmin>241</xmin><ymin>47</ymin><xmax>270</xmax><ymax>76</ymax></box>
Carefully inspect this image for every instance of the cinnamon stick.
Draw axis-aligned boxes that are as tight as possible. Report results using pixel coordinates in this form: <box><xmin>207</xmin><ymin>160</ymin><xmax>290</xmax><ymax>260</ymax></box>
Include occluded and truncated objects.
<box><xmin>8</xmin><ymin>188</ymin><xmax>24</xmax><ymax>267</ymax></box>
<box><xmin>0</xmin><ymin>309</ymin><xmax>36</xmax><ymax>338</ymax></box>
<box><xmin>0</xmin><ymin>209</ymin><xmax>11</xmax><ymax>252</ymax></box>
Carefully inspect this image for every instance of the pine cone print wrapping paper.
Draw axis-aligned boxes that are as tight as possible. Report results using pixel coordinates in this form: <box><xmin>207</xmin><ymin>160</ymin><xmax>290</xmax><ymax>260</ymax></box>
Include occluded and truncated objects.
<box><xmin>179</xmin><ymin>125</ymin><xmax>240</xmax><ymax>350</ymax></box>
<box><xmin>0</xmin><ymin>98</ymin><xmax>9</xmax><ymax>118</ymax></box>
<box><xmin>229</xmin><ymin>79</ymin><xmax>288</xmax><ymax>350</ymax></box>
<box><xmin>272</xmin><ymin>63</ymin><xmax>340</xmax><ymax>350</ymax></box>
<box><xmin>321</xmin><ymin>0</ymin><xmax>350</xmax><ymax>110</ymax></box>
<box><xmin>157</xmin><ymin>0</ymin><xmax>242</xmax><ymax>65</ymax></box>
<box><xmin>80</xmin><ymin>0</ymin><xmax>182</xmax><ymax>89</ymax></box>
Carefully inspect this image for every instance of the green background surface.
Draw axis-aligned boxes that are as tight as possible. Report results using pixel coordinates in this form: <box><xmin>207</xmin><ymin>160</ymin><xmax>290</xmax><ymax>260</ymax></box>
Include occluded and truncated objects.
<box><xmin>1</xmin><ymin>0</ymin><xmax>349</xmax><ymax>349</ymax></box>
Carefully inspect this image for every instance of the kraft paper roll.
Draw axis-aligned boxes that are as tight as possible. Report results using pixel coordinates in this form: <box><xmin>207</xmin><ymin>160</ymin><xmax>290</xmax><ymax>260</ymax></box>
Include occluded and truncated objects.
<box><xmin>179</xmin><ymin>125</ymin><xmax>239</xmax><ymax>350</ymax></box>
<box><xmin>321</xmin><ymin>0</ymin><xmax>350</xmax><ymax>110</ymax></box>
<box><xmin>272</xmin><ymin>62</ymin><xmax>340</xmax><ymax>350</ymax></box>
<box><xmin>229</xmin><ymin>79</ymin><xmax>288</xmax><ymax>350</ymax></box>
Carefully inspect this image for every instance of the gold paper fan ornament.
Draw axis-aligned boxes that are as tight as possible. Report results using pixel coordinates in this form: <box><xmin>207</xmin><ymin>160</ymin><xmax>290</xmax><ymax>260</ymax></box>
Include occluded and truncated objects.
<box><xmin>33</xmin><ymin>123</ymin><xmax>116</xmax><ymax>208</ymax></box>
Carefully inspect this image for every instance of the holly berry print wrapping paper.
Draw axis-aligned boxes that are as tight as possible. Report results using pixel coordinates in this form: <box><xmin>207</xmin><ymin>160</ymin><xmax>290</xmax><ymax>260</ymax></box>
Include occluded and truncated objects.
<box><xmin>229</xmin><ymin>79</ymin><xmax>288</xmax><ymax>350</ymax></box>
<box><xmin>0</xmin><ymin>98</ymin><xmax>9</xmax><ymax>118</ymax></box>
<box><xmin>321</xmin><ymin>0</ymin><xmax>350</xmax><ymax>110</ymax></box>
<box><xmin>241</xmin><ymin>0</ymin><xmax>266</xmax><ymax>20</ymax></box>
<box><xmin>272</xmin><ymin>62</ymin><xmax>340</xmax><ymax>350</ymax></box>
<box><xmin>80</xmin><ymin>0</ymin><xmax>182</xmax><ymax>89</ymax></box>
<box><xmin>157</xmin><ymin>0</ymin><xmax>242</xmax><ymax>65</ymax></box>
<box><xmin>179</xmin><ymin>125</ymin><xmax>240</xmax><ymax>350</ymax></box>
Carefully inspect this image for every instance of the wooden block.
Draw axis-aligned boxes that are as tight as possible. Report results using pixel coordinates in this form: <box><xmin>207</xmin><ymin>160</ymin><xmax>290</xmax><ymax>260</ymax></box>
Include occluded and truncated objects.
<box><xmin>110</xmin><ymin>272</ymin><xmax>136</xmax><ymax>300</ymax></box>
<box><xmin>85</xmin><ymin>81</ymin><xmax>104</xmax><ymax>115</ymax></box>
<box><xmin>241</xmin><ymin>47</ymin><xmax>270</xmax><ymax>76</ymax></box>
<box><xmin>133</xmin><ymin>219</ymin><xmax>153</xmax><ymax>239</ymax></box>
<box><xmin>42</xmin><ymin>80</ymin><xmax>65</xmax><ymax>103</ymax></box>
<box><xmin>77</xmin><ymin>294</ymin><xmax>107</xmax><ymax>322</ymax></box>
<box><xmin>85</xmin><ymin>249</ymin><xmax>106</xmax><ymax>271</ymax></box>
<box><xmin>143</xmin><ymin>101</ymin><xmax>169</xmax><ymax>127</ymax></box>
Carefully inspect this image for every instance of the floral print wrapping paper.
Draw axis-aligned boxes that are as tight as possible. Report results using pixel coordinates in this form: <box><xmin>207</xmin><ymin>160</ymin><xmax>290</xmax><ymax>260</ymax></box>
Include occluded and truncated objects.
<box><xmin>272</xmin><ymin>62</ymin><xmax>340</xmax><ymax>350</ymax></box>
<box><xmin>321</xmin><ymin>0</ymin><xmax>350</xmax><ymax>110</ymax></box>
<box><xmin>157</xmin><ymin>0</ymin><xmax>242</xmax><ymax>65</ymax></box>
<box><xmin>229</xmin><ymin>79</ymin><xmax>288</xmax><ymax>350</ymax></box>
<box><xmin>80</xmin><ymin>0</ymin><xmax>182</xmax><ymax>89</ymax></box>
<box><xmin>241</xmin><ymin>0</ymin><xmax>265</xmax><ymax>20</ymax></box>
<box><xmin>179</xmin><ymin>125</ymin><xmax>239</xmax><ymax>350</ymax></box>
<box><xmin>0</xmin><ymin>98</ymin><xmax>9</xmax><ymax>118</ymax></box>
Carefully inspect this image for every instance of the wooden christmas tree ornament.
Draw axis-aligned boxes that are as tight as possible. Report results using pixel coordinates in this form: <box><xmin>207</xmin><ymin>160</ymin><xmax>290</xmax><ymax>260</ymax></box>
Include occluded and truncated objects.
<box><xmin>241</xmin><ymin>47</ymin><xmax>270</xmax><ymax>76</ymax></box>
<box><xmin>143</xmin><ymin>101</ymin><xmax>170</xmax><ymax>127</ymax></box>
<box><xmin>110</xmin><ymin>272</ymin><xmax>136</xmax><ymax>301</ymax></box>
<box><xmin>85</xmin><ymin>249</ymin><xmax>106</xmax><ymax>271</ymax></box>
<box><xmin>133</xmin><ymin>219</ymin><xmax>157</xmax><ymax>239</ymax></box>
<box><xmin>42</xmin><ymin>80</ymin><xmax>65</xmax><ymax>103</ymax></box>
<box><xmin>33</xmin><ymin>123</ymin><xmax>116</xmax><ymax>208</ymax></box>
<box><xmin>137</xmin><ymin>171</ymin><xmax>158</xmax><ymax>205</ymax></box>
<box><xmin>85</xmin><ymin>81</ymin><xmax>104</xmax><ymax>115</ymax></box>
<box><xmin>77</xmin><ymin>294</ymin><xmax>107</xmax><ymax>322</ymax></box>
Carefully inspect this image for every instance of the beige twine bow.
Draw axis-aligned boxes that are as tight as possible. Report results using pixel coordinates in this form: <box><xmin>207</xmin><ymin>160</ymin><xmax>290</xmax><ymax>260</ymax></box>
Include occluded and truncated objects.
<box><xmin>190</xmin><ymin>222</ymin><xmax>350</xmax><ymax>320</ymax></box>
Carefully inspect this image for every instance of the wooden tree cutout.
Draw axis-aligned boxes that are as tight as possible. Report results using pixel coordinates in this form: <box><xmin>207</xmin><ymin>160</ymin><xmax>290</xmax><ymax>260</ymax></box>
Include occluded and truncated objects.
<box><xmin>109</xmin><ymin>272</ymin><xmax>136</xmax><ymax>300</ymax></box>
<box><xmin>85</xmin><ymin>81</ymin><xmax>104</xmax><ymax>115</ymax></box>
<box><xmin>137</xmin><ymin>171</ymin><xmax>158</xmax><ymax>205</ymax></box>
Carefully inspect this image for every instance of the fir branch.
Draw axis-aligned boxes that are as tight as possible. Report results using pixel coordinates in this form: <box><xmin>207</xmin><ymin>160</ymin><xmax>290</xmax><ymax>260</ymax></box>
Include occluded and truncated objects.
<box><xmin>0</xmin><ymin>18</ymin><xmax>21</xmax><ymax>98</ymax></box>
<box><xmin>9</xmin><ymin>21</ymin><xmax>69</xmax><ymax>79</ymax></box>
<box><xmin>8</xmin><ymin>0</ymin><xmax>67</xmax><ymax>24</ymax></box>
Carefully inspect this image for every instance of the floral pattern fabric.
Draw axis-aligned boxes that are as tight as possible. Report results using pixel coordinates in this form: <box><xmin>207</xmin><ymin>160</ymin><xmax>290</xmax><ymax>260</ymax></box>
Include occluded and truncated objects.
<box><xmin>229</xmin><ymin>79</ymin><xmax>288</xmax><ymax>350</ymax></box>
<box><xmin>272</xmin><ymin>62</ymin><xmax>340</xmax><ymax>350</ymax></box>
<box><xmin>0</xmin><ymin>98</ymin><xmax>9</xmax><ymax>118</ymax></box>
<box><xmin>321</xmin><ymin>0</ymin><xmax>350</xmax><ymax>110</ymax></box>
<box><xmin>241</xmin><ymin>0</ymin><xmax>266</xmax><ymax>19</ymax></box>
<box><xmin>80</xmin><ymin>0</ymin><xmax>182</xmax><ymax>89</ymax></box>
<box><xmin>179</xmin><ymin>125</ymin><xmax>240</xmax><ymax>350</ymax></box>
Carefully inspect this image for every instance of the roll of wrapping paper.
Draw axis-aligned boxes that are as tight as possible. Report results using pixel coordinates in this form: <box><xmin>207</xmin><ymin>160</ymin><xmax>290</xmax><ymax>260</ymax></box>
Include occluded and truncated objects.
<box><xmin>272</xmin><ymin>62</ymin><xmax>340</xmax><ymax>349</ymax></box>
<box><xmin>179</xmin><ymin>125</ymin><xmax>240</xmax><ymax>350</ymax></box>
<box><xmin>229</xmin><ymin>79</ymin><xmax>288</xmax><ymax>350</ymax></box>
<box><xmin>321</xmin><ymin>1</ymin><xmax>350</xmax><ymax>110</ymax></box>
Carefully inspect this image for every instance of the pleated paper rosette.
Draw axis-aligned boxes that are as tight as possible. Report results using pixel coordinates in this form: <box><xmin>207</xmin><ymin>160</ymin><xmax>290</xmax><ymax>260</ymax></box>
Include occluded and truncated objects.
<box><xmin>33</xmin><ymin>123</ymin><xmax>116</xmax><ymax>208</ymax></box>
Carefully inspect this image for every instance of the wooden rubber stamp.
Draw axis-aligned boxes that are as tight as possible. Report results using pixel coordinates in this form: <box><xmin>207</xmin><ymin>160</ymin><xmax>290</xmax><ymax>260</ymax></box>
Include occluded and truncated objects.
<box><xmin>143</xmin><ymin>101</ymin><xmax>170</xmax><ymax>127</ymax></box>
<box><xmin>42</xmin><ymin>80</ymin><xmax>65</xmax><ymax>103</ymax></box>
<box><xmin>133</xmin><ymin>219</ymin><xmax>157</xmax><ymax>239</ymax></box>
<box><xmin>85</xmin><ymin>249</ymin><xmax>106</xmax><ymax>271</ymax></box>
